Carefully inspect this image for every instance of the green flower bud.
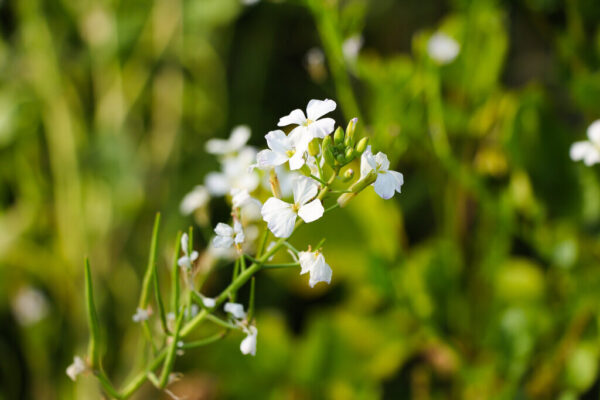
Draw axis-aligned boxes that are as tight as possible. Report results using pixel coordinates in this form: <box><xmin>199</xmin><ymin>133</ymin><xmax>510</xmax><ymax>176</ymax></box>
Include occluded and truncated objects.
<box><xmin>345</xmin><ymin>147</ymin><xmax>355</xmax><ymax>160</ymax></box>
<box><xmin>356</xmin><ymin>137</ymin><xmax>369</xmax><ymax>154</ymax></box>
<box><xmin>322</xmin><ymin>135</ymin><xmax>336</xmax><ymax>166</ymax></box>
<box><xmin>342</xmin><ymin>169</ymin><xmax>354</xmax><ymax>182</ymax></box>
<box><xmin>345</xmin><ymin>118</ymin><xmax>358</xmax><ymax>146</ymax></box>
<box><xmin>308</xmin><ymin>139</ymin><xmax>320</xmax><ymax>156</ymax></box>
<box><xmin>333</xmin><ymin>127</ymin><xmax>344</xmax><ymax>145</ymax></box>
<box><xmin>336</xmin><ymin>153</ymin><xmax>345</xmax><ymax>163</ymax></box>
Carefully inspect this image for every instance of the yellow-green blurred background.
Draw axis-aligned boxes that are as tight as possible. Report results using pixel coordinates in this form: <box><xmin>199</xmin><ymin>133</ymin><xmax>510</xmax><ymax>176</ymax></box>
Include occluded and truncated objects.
<box><xmin>3</xmin><ymin>0</ymin><xmax>600</xmax><ymax>398</ymax></box>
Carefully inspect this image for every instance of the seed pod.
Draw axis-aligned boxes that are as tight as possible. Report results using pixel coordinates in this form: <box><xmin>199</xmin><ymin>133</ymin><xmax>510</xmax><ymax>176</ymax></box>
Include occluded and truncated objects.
<box><xmin>308</xmin><ymin>139</ymin><xmax>320</xmax><ymax>156</ymax></box>
<box><xmin>333</xmin><ymin>126</ymin><xmax>344</xmax><ymax>145</ymax></box>
<box><xmin>356</xmin><ymin>137</ymin><xmax>369</xmax><ymax>154</ymax></box>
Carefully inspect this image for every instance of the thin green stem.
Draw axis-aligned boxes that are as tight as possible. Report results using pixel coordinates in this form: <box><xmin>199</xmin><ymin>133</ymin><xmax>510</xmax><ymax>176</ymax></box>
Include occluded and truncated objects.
<box><xmin>205</xmin><ymin>313</ymin><xmax>240</xmax><ymax>330</ymax></box>
<box><xmin>262</xmin><ymin>263</ymin><xmax>300</xmax><ymax>269</ymax></box>
<box><xmin>310</xmin><ymin>174</ymin><xmax>328</xmax><ymax>185</ymax></box>
<box><xmin>118</xmin><ymin>348</ymin><xmax>167</xmax><ymax>399</ymax></box>
<box><xmin>179</xmin><ymin>331</ymin><xmax>228</xmax><ymax>349</ymax></box>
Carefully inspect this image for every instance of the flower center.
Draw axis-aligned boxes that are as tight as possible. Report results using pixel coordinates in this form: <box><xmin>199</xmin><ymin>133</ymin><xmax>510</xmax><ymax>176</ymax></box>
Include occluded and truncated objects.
<box><xmin>303</xmin><ymin>119</ymin><xmax>314</xmax><ymax>127</ymax></box>
<box><xmin>292</xmin><ymin>203</ymin><xmax>300</xmax><ymax>212</ymax></box>
<box><xmin>286</xmin><ymin>149</ymin><xmax>296</xmax><ymax>158</ymax></box>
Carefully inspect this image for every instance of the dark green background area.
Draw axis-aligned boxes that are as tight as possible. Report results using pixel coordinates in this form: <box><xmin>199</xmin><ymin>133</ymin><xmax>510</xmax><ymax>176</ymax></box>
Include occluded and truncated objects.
<box><xmin>2</xmin><ymin>0</ymin><xmax>600</xmax><ymax>398</ymax></box>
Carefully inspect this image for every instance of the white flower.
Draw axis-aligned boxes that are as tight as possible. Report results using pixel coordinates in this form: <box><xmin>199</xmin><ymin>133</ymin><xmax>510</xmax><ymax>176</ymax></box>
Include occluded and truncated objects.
<box><xmin>11</xmin><ymin>286</ymin><xmax>49</xmax><ymax>326</ymax></box>
<box><xmin>240</xmin><ymin>325</ymin><xmax>258</xmax><ymax>356</ymax></box>
<box><xmin>212</xmin><ymin>221</ymin><xmax>245</xmax><ymax>248</ymax></box>
<box><xmin>178</xmin><ymin>233</ymin><xmax>199</xmax><ymax>269</ymax></box>
<box><xmin>570</xmin><ymin>120</ymin><xmax>600</xmax><ymax>166</ymax></box>
<box><xmin>224</xmin><ymin>302</ymin><xmax>246</xmax><ymax>320</ymax></box>
<box><xmin>202</xmin><ymin>297</ymin><xmax>216</xmax><ymax>308</ymax></box>
<box><xmin>261</xmin><ymin>175</ymin><xmax>324</xmax><ymax>238</ymax></box>
<box><xmin>205</xmin><ymin>125</ymin><xmax>251</xmax><ymax>157</ymax></box>
<box><xmin>66</xmin><ymin>356</ymin><xmax>87</xmax><ymax>381</ymax></box>
<box><xmin>298</xmin><ymin>250</ymin><xmax>332</xmax><ymax>288</ymax></box>
<box><xmin>278</xmin><ymin>99</ymin><xmax>336</xmax><ymax>142</ymax></box>
<box><xmin>427</xmin><ymin>32</ymin><xmax>460</xmax><ymax>65</ymax></box>
<box><xmin>256</xmin><ymin>129</ymin><xmax>310</xmax><ymax>170</ymax></box>
<box><xmin>342</xmin><ymin>34</ymin><xmax>363</xmax><ymax>62</ymax></box>
<box><xmin>360</xmin><ymin>146</ymin><xmax>404</xmax><ymax>200</ymax></box>
<box><xmin>205</xmin><ymin>148</ymin><xmax>259</xmax><ymax>196</ymax></box>
<box><xmin>132</xmin><ymin>307</ymin><xmax>151</xmax><ymax>323</ymax></box>
<box><xmin>180</xmin><ymin>185</ymin><xmax>209</xmax><ymax>215</ymax></box>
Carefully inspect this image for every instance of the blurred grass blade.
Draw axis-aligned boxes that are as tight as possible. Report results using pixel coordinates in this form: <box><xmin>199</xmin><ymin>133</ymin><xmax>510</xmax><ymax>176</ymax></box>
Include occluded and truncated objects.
<box><xmin>170</xmin><ymin>231</ymin><xmax>182</xmax><ymax>316</ymax></box>
<box><xmin>84</xmin><ymin>258</ymin><xmax>101</xmax><ymax>369</ymax></box>
<box><xmin>139</xmin><ymin>213</ymin><xmax>161</xmax><ymax>309</ymax></box>
<box><xmin>153</xmin><ymin>256</ymin><xmax>168</xmax><ymax>334</ymax></box>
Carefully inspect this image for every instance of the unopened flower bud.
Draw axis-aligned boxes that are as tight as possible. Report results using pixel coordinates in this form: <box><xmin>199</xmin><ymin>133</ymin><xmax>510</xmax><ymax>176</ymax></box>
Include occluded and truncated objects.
<box><xmin>322</xmin><ymin>136</ymin><xmax>336</xmax><ymax>166</ymax></box>
<box><xmin>333</xmin><ymin>127</ymin><xmax>344</xmax><ymax>145</ymax></box>
<box><xmin>345</xmin><ymin>147</ymin><xmax>355</xmax><ymax>160</ymax></box>
<box><xmin>335</xmin><ymin>153</ymin><xmax>345</xmax><ymax>163</ymax></box>
<box><xmin>308</xmin><ymin>139</ymin><xmax>320</xmax><ymax>156</ymax></box>
<box><xmin>345</xmin><ymin>118</ymin><xmax>358</xmax><ymax>146</ymax></box>
<box><xmin>356</xmin><ymin>137</ymin><xmax>369</xmax><ymax>154</ymax></box>
<box><xmin>342</xmin><ymin>169</ymin><xmax>354</xmax><ymax>182</ymax></box>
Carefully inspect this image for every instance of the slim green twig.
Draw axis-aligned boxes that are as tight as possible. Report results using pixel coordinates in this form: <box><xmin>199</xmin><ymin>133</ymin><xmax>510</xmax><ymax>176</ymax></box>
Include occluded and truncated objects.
<box><xmin>84</xmin><ymin>258</ymin><xmax>101</xmax><ymax>369</ymax></box>
<box><xmin>170</xmin><ymin>231</ymin><xmax>182</xmax><ymax>316</ymax></box>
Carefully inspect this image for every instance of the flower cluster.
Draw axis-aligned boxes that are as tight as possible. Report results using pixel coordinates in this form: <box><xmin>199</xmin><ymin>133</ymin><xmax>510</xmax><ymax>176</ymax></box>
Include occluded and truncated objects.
<box><xmin>70</xmin><ymin>98</ymin><xmax>404</xmax><ymax>400</ymax></box>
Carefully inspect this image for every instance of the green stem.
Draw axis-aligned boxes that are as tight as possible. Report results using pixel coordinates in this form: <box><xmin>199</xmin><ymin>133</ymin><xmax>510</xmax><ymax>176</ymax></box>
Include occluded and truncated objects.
<box><xmin>262</xmin><ymin>263</ymin><xmax>300</xmax><ymax>269</ymax></box>
<box><xmin>118</xmin><ymin>348</ymin><xmax>167</xmax><ymax>399</ymax></box>
<box><xmin>179</xmin><ymin>331</ymin><xmax>228</xmax><ymax>349</ymax></box>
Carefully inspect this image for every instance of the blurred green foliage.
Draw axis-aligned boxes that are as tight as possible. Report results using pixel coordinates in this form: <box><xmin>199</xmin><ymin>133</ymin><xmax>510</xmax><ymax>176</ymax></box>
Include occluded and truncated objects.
<box><xmin>2</xmin><ymin>0</ymin><xmax>600</xmax><ymax>398</ymax></box>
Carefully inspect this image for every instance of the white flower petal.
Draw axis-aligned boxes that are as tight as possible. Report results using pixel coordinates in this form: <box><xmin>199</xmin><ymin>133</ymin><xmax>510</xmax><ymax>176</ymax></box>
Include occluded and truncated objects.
<box><xmin>360</xmin><ymin>146</ymin><xmax>377</xmax><ymax>179</ymax></box>
<box><xmin>213</xmin><ymin>235</ymin><xmax>234</xmax><ymax>248</ymax></box>
<box><xmin>240</xmin><ymin>325</ymin><xmax>258</xmax><ymax>356</ymax></box>
<box><xmin>298</xmin><ymin>251</ymin><xmax>316</xmax><ymax>275</ymax></box>
<box><xmin>278</xmin><ymin>109</ymin><xmax>306</xmax><ymax>126</ymax></box>
<box><xmin>292</xmin><ymin>175</ymin><xmax>319</xmax><ymax>205</ymax></box>
<box><xmin>257</xmin><ymin>149</ymin><xmax>288</xmax><ymax>169</ymax></box>
<box><xmin>66</xmin><ymin>356</ymin><xmax>87</xmax><ymax>381</ymax></box>
<box><xmin>224</xmin><ymin>302</ymin><xmax>246</xmax><ymax>320</ymax></box>
<box><xmin>388</xmin><ymin>170</ymin><xmax>404</xmax><ymax>193</ymax></box>
<box><xmin>428</xmin><ymin>32</ymin><xmax>460</xmax><ymax>64</ymax></box>
<box><xmin>205</xmin><ymin>172</ymin><xmax>230</xmax><ymax>196</ymax></box>
<box><xmin>261</xmin><ymin>197</ymin><xmax>297</xmax><ymax>238</ymax></box>
<box><xmin>373</xmin><ymin>151</ymin><xmax>390</xmax><ymax>171</ymax></box>
<box><xmin>205</xmin><ymin>138</ymin><xmax>229</xmax><ymax>155</ymax></box>
<box><xmin>587</xmin><ymin>120</ymin><xmax>600</xmax><ymax>144</ymax></box>
<box><xmin>180</xmin><ymin>185</ymin><xmax>209</xmax><ymax>215</ymax></box>
<box><xmin>202</xmin><ymin>297</ymin><xmax>216</xmax><ymax>308</ymax></box>
<box><xmin>214</xmin><ymin>222</ymin><xmax>234</xmax><ymax>237</ymax></box>
<box><xmin>306</xmin><ymin>99</ymin><xmax>336</xmax><ymax>121</ymax></box>
<box><xmin>265</xmin><ymin>129</ymin><xmax>291</xmax><ymax>154</ymax></box>
<box><xmin>181</xmin><ymin>233</ymin><xmax>189</xmax><ymax>255</ymax></box>
<box><xmin>288</xmin><ymin>150</ymin><xmax>306</xmax><ymax>170</ymax></box>
<box><xmin>298</xmin><ymin>199</ymin><xmax>324</xmax><ymax>223</ymax></box>
<box><xmin>373</xmin><ymin>172</ymin><xmax>398</xmax><ymax>199</ymax></box>
<box><xmin>308</xmin><ymin>254</ymin><xmax>332</xmax><ymax>288</ymax></box>
<box><xmin>570</xmin><ymin>141</ymin><xmax>595</xmax><ymax>162</ymax></box>
<box><xmin>308</xmin><ymin>118</ymin><xmax>335</xmax><ymax>138</ymax></box>
<box><xmin>229</xmin><ymin>125</ymin><xmax>251</xmax><ymax>150</ymax></box>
